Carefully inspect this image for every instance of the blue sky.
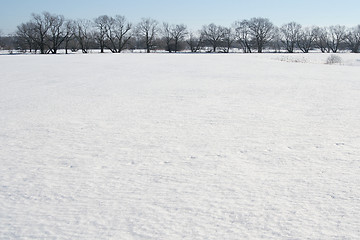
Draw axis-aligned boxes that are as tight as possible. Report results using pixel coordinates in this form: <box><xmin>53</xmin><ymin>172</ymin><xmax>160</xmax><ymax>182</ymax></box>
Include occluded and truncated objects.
<box><xmin>1</xmin><ymin>0</ymin><xmax>359</xmax><ymax>34</ymax></box>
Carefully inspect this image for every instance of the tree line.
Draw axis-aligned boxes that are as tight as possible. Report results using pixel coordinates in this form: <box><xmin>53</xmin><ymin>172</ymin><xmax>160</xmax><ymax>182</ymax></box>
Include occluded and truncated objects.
<box><xmin>1</xmin><ymin>12</ymin><xmax>360</xmax><ymax>54</ymax></box>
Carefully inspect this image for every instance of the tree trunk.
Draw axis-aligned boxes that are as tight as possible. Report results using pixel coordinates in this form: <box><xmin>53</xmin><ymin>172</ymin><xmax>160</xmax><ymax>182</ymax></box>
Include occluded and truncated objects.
<box><xmin>65</xmin><ymin>41</ymin><xmax>68</xmax><ymax>54</ymax></box>
<box><xmin>40</xmin><ymin>45</ymin><xmax>45</xmax><ymax>54</ymax></box>
<box><xmin>352</xmin><ymin>43</ymin><xmax>359</xmax><ymax>53</ymax></box>
<box><xmin>174</xmin><ymin>39</ymin><xmax>178</xmax><ymax>53</ymax></box>
<box><xmin>257</xmin><ymin>42</ymin><xmax>262</xmax><ymax>53</ymax></box>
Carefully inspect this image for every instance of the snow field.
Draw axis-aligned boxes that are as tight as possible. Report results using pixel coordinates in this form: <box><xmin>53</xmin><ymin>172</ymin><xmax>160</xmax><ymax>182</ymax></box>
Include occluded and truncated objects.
<box><xmin>0</xmin><ymin>53</ymin><xmax>360</xmax><ymax>239</ymax></box>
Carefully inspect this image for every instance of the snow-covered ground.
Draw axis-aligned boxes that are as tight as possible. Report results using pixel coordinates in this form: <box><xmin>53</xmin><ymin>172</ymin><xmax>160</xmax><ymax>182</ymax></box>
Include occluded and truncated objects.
<box><xmin>0</xmin><ymin>53</ymin><xmax>359</xmax><ymax>239</ymax></box>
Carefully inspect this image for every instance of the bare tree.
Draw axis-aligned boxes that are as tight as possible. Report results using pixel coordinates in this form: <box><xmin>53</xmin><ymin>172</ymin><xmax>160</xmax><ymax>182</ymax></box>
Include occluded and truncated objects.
<box><xmin>234</xmin><ymin>20</ymin><xmax>252</xmax><ymax>53</ymax></box>
<box><xmin>280</xmin><ymin>22</ymin><xmax>301</xmax><ymax>53</ymax></box>
<box><xmin>104</xmin><ymin>15</ymin><xmax>132</xmax><ymax>53</ymax></box>
<box><xmin>270</xmin><ymin>27</ymin><xmax>282</xmax><ymax>53</ymax></box>
<box><xmin>297</xmin><ymin>27</ymin><xmax>316</xmax><ymax>53</ymax></box>
<box><xmin>161</xmin><ymin>23</ymin><xmax>187</xmax><ymax>52</ymax></box>
<box><xmin>23</xmin><ymin>12</ymin><xmax>53</xmax><ymax>54</ymax></box>
<box><xmin>220</xmin><ymin>27</ymin><xmax>235</xmax><ymax>53</ymax></box>
<box><xmin>0</xmin><ymin>30</ymin><xmax>6</xmax><ymax>51</ymax></box>
<box><xmin>313</xmin><ymin>27</ymin><xmax>330</xmax><ymax>53</ymax></box>
<box><xmin>171</xmin><ymin>24</ymin><xmax>187</xmax><ymax>52</ymax></box>
<box><xmin>16</xmin><ymin>12</ymin><xmax>66</xmax><ymax>54</ymax></box>
<box><xmin>94</xmin><ymin>15</ymin><xmax>109</xmax><ymax>53</ymax></box>
<box><xmin>16</xmin><ymin>22</ymin><xmax>38</xmax><ymax>53</ymax></box>
<box><xmin>63</xmin><ymin>20</ymin><xmax>75</xmax><ymax>54</ymax></box>
<box><xmin>137</xmin><ymin>18</ymin><xmax>158</xmax><ymax>53</ymax></box>
<box><xmin>247</xmin><ymin>17</ymin><xmax>274</xmax><ymax>53</ymax></box>
<box><xmin>74</xmin><ymin>19</ymin><xmax>93</xmax><ymax>53</ymax></box>
<box><xmin>186</xmin><ymin>32</ymin><xmax>203</xmax><ymax>52</ymax></box>
<box><xmin>46</xmin><ymin>13</ymin><xmax>66</xmax><ymax>54</ymax></box>
<box><xmin>201</xmin><ymin>23</ymin><xmax>225</xmax><ymax>52</ymax></box>
<box><xmin>162</xmin><ymin>22</ymin><xmax>173</xmax><ymax>52</ymax></box>
<box><xmin>31</xmin><ymin>12</ymin><xmax>55</xmax><ymax>54</ymax></box>
<box><xmin>327</xmin><ymin>25</ymin><xmax>346</xmax><ymax>53</ymax></box>
<box><xmin>345</xmin><ymin>25</ymin><xmax>360</xmax><ymax>53</ymax></box>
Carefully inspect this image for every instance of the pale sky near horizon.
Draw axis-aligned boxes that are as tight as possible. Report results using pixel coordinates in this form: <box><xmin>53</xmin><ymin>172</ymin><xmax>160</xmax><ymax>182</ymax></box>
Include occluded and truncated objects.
<box><xmin>1</xmin><ymin>0</ymin><xmax>359</xmax><ymax>34</ymax></box>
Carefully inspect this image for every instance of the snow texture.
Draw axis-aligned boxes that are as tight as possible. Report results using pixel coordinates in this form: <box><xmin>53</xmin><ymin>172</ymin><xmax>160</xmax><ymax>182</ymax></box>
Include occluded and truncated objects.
<box><xmin>0</xmin><ymin>53</ymin><xmax>360</xmax><ymax>239</ymax></box>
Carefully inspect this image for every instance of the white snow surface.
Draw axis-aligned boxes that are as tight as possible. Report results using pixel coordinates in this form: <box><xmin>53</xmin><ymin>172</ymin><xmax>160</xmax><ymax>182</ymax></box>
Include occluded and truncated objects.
<box><xmin>0</xmin><ymin>53</ymin><xmax>360</xmax><ymax>239</ymax></box>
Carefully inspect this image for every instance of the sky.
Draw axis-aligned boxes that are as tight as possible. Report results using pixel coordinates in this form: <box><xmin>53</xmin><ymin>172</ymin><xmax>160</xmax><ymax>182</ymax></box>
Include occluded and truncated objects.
<box><xmin>1</xmin><ymin>0</ymin><xmax>360</xmax><ymax>34</ymax></box>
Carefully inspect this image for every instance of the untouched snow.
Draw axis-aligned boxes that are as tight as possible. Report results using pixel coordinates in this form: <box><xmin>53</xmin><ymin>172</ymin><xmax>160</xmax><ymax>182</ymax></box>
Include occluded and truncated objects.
<box><xmin>0</xmin><ymin>53</ymin><xmax>359</xmax><ymax>239</ymax></box>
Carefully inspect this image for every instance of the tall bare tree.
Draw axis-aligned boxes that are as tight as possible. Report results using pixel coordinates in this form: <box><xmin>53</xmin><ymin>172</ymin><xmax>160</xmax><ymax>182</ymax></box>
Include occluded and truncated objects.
<box><xmin>345</xmin><ymin>25</ymin><xmax>360</xmax><ymax>53</ymax></box>
<box><xmin>16</xmin><ymin>12</ymin><xmax>66</xmax><ymax>54</ymax></box>
<box><xmin>63</xmin><ymin>20</ymin><xmax>75</xmax><ymax>54</ymax></box>
<box><xmin>313</xmin><ymin>27</ymin><xmax>330</xmax><ymax>53</ymax></box>
<box><xmin>280</xmin><ymin>22</ymin><xmax>301</xmax><ymax>53</ymax></box>
<box><xmin>297</xmin><ymin>27</ymin><xmax>316</xmax><ymax>53</ymax></box>
<box><xmin>201</xmin><ymin>23</ymin><xmax>225</xmax><ymax>52</ymax></box>
<box><xmin>171</xmin><ymin>24</ymin><xmax>187</xmax><ymax>52</ymax></box>
<box><xmin>116</xmin><ymin>16</ymin><xmax>132</xmax><ymax>52</ymax></box>
<box><xmin>234</xmin><ymin>20</ymin><xmax>252</xmax><ymax>53</ymax></box>
<box><xmin>327</xmin><ymin>25</ymin><xmax>346</xmax><ymax>53</ymax></box>
<box><xmin>94</xmin><ymin>15</ymin><xmax>109</xmax><ymax>53</ymax></box>
<box><xmin>162</xmin><ymin>22</ymin><xmax>173</xmax><ymax>52</ymax></box>
<box><xmin>27</xmin><ymin>12</ymin><xmax>53</xmax><ymax>54</ymax></box>
<box><xmin>16</xmin><ymin>22</ymin><xmax>37</xmax><ymax>52</ymax></box>
<box><xmin>161</xmin><ymin>23</ymin><xmax>187</xmax><ymax>52</ymax></box>
<box><xmin>74</xmin><ymin>19</ymin><xmax>93</xmax><ymax>53</ymax></box>
<box><xmin>104</xmin><ymin>15</ymin><xmax>132</xmax><ymax>53</ymax></box>
<box><xmin>270</xmin><ymin>27</ymin><xmax>282</xmax><ymax>53</ymax></box>
<box><xmin>186</xmin><ymin>32</ymin><xmax>203</xmax><ymax>52</ymax></box>
<box><xmin>137</xmin><ymin>18</ymin><xmax>158</xmax><ymax>53</ymax></box>
<box><xmin>221</xmin><ymin>27</ymin><xmax>235</xmax><ymax>53</ymax></box>
<box><xmin>33</xmin><ymin>12</ymin><xmax>61</xmax><ymax>54</ymax></box>
<box><xmin>247</xmin><ymin>17</ymin><xmax>275</xmax><ymax>53</ymax></box>
<box><xmin>46</xmin><ymin>13</ymin><xmax>66</xmax><ymax>54</ymax></box>
<box><xmin>0</xmin><ymin>30</ymin><xmax>4</xmax><ymax>50</ymax></box>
